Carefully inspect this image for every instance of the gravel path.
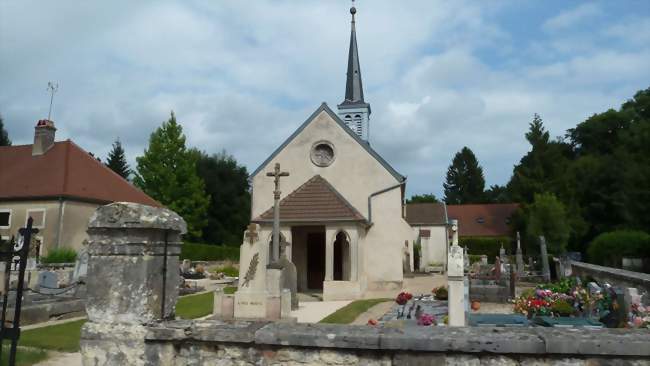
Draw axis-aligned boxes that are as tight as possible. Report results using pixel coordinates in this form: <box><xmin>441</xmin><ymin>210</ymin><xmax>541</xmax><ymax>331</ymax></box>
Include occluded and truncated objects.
<box><xmin>34</xmin><ymin>352</ymin><xmax>81</xmax><ymax>366</ymax></box>
<box><xmin>351</xmin><ymin>301</ymin><xmax>394</xmax><ymax>325</ymax></box>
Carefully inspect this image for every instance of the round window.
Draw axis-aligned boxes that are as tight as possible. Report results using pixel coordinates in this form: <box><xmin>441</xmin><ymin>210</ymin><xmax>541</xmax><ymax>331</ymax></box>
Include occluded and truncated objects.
<box><xmin>310</xmin><ymin>142</ymin><xmax>335</xmax><ymax>167</ymax></box>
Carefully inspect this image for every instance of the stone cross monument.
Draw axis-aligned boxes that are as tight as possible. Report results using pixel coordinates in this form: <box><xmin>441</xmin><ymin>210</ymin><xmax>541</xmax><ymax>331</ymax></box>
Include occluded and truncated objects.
<box><xmin>266</xmin><ymin>163</ymin><xmax>289</xmax><ymax>264</ymax></box>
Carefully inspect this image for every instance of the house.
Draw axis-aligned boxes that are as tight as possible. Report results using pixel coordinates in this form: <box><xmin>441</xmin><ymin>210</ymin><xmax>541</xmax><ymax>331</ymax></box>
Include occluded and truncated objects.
<box><xmin>445</xmin><ymin>203</ymin><xmax>519</xmax><ymax>238</ymax></box>
<box><xmin>0</xmin><ymin>119</ymin><xmax>159</xmax><ymax>256</ymax></box>
<box><xmin>404</xmin><ymin>202</ymin><xmax>449</xmax><ymax>269</ymax></box>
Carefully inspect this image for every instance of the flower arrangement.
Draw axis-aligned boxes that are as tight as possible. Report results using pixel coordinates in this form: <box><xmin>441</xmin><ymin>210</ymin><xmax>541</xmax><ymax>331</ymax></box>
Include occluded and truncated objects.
<box><xmin>416</xmin><ymin>313</ymin><xmax>436</xmax><ymax>326</ymax></box>
<box><xmin>628</xmin><ymin>303</ymin><xmax>650</xmax><ymax>328</ymax></box>
<box><xmin>432</xmin><ymin>286</ymin><xmax>448</xmax><ymax>300</ymax></box>
<box><xmin>396</xmin><ymin>291</ymin><xmax>412</xmax><ymax>305</ymax></box>
<box><xmin>395</xmin><ymin>291</ymin><xmax>413</xmax><ymax>319</ymax></box>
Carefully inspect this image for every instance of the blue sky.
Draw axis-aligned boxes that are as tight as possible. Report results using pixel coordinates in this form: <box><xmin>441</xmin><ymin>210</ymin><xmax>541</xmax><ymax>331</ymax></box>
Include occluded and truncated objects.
<box><xmin>1</xmin><ymin>1</ymin><xmax>649</xmax><ymax>199</ymax></box>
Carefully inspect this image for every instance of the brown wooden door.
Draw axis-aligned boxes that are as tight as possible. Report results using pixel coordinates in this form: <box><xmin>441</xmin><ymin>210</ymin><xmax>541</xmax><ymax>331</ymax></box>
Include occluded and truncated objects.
<box><xmin>307</xmin><ymin>232</ymin><xmax>325</xmax><ymax>290</ymax></box>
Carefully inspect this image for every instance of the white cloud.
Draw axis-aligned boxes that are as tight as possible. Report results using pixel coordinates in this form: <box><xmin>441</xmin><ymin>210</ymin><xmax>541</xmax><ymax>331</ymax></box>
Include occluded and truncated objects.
<box><xmin>0</xmin><ymin>1</ymin><xmax>647</xmax><ymax>199</ymax></box>
<box><xmin>543</xmin><ymin>3</ymin><xmax>602</xmax><ymax>32</ymax></box>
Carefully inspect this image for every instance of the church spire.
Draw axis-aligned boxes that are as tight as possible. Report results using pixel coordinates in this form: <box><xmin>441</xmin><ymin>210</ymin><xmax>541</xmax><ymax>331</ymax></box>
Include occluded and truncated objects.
<box><xmin>343</xmin><ymin>4</ymin><xmax>364</xmax><ymax>104</ymax></box>
<box><xmin>338</xmin><ymin>1</ymin><xmax>371</xmax><ymax>141</ymax></box>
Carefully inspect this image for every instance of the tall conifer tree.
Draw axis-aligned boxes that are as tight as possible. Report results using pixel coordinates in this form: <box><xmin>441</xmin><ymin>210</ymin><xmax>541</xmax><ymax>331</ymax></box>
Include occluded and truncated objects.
<box><xmin>443</xmin><ymin>147</ymin><xmax>486</xmax><ymax>204</ymax></box>
<box><xmin>0</xmin><ymin>114</ymin><xmax>11</xmax><ymax>146</ymax></box>
<box><xmin>106</xmin><ymin>139</ymin><xmax>130</xmax><ymax>179</ymax></box>
<box><xmin>134</xmin><ymin>112</ymin><xmax>210</xmax><ymax>240</ymax></box>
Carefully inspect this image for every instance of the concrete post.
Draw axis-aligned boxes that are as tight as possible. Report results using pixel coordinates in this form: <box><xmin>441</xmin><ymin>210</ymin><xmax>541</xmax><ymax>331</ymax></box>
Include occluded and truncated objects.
<box><xmin>80</xmin><ymin>203</ymin><xmax>186</xmax><ymax>366</ymax></box>
<box><xmin>539</xmin><ymin>236</ymin><xmax>551</xmax><ymax>282</ymax></box>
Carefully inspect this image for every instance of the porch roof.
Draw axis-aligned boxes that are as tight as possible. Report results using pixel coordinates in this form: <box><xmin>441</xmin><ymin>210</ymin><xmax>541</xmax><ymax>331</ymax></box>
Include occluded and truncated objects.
<box><xmin>253</xmin><ymin>175</ymin><xmax>366</xmax><ymax>224</ymax></box>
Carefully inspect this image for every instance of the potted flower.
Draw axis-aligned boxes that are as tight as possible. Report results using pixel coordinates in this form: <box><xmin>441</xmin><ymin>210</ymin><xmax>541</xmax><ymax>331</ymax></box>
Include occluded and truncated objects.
<box><xmin>395</xmin><ymin>291</ymin><xmax>412</xmax><ymax>318</ymax></box>
<box><xmin>434</xmin><ymin>287</ymin><xmax>448</xmax><ymax>300</ymax></box>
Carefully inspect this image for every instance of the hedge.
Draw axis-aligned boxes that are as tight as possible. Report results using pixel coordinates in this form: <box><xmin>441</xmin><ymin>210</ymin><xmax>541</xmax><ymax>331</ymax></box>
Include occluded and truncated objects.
<box><xmin>41</xmin><ymin>248</ymin><xmax>77</xmax><ymax>264</ymax></box>
<box><xmin>459</xmin><ymin>236</ymin><xmax>511</xmax><ymax>261</ymax></box>
<box><xmin>587</xmin><ymin>230</ymin><xmax>650</xmax><ymax>267</ymax></box>
<box><xmin>181</xmin><ymin>242</ymin><xmax>240</xmax><ymax>262</ymax></box>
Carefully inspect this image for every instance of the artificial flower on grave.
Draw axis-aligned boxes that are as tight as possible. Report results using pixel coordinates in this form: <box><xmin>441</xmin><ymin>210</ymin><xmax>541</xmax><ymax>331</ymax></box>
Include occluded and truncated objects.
<box><xmin>367</xmin><ymin>318</ymin><xmax>378</xmax><ymax>326</ymax></box>
<box><xmin>417</xmin><ymin>313</ymin><xmax>436</xmax><ymax>326</ymax></box>
<box><xmin>395</xmin><ymin>291</ymin><xmax>412</xmax><ymax>305</ymax></box>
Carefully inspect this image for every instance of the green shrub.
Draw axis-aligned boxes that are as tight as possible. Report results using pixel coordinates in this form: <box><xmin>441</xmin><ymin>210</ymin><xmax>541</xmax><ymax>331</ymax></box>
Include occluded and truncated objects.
<box><xmin>468</xmin><ymin>254</ymin><xmax>485</xmax><ymax>264</ymax></box>
<box><xmin>460</xmin><ymin>236</ymin><xmax>510</xmax><ymax>260</ymax></box>
<box><xmin>41</xmin><ymin>248</ymin><xmax>77</xmax><ymax>263</ymax></box>
<box><xmin>587</xmin><ymin>230</ymin><xmax>650</xmax><ymax>267</ymax></box>
<box><xmin>551</xmin><ymin>299</ymin><xmax>575</xmax><ymax>316</ymax></box>
<box><xmin>181</xmin><ymin>242</ymin><xmax>240</xmax><ymax>261</ymax></box>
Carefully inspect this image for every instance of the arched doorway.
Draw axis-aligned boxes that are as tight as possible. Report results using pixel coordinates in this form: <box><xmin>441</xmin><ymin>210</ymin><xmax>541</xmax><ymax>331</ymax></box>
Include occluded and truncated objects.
<box><xmin>333</xmin><ymin>231</ymin><xmax>350</xmax><ymax>281</ymax></box>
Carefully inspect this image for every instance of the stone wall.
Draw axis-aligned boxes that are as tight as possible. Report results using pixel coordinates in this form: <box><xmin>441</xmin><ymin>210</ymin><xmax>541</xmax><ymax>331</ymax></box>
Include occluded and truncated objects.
<box><xmin>570</xmin><ymin>261</ymin><xmax>650</xmax><ymax>294</ymax></box>
<box><xmin>140</xmin><ymin>320</ymin><xmax>650</xmax><ymax>365</ymax></box>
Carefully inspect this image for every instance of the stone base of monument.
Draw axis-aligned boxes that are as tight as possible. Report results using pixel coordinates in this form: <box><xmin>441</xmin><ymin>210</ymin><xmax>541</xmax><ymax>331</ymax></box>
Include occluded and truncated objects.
<box><xmin>219</xmin><ymin>290</ymin><xmax>294</xmax><ymax>321</ymax></box>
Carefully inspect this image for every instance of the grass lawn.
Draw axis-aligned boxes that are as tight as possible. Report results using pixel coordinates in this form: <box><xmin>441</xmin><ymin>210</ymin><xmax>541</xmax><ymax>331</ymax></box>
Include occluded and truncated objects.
<box><xmin>319</xmin><ymin>298</ymin><xmax>392</xmax><ymax>324</ymax></box>
<box><xmin>223</xmin><ymin>286</ymin><xmax>237</xmax><ymax>294</ymax></box>
<box><xmin>0</xmin><ymin>345</ymin><xmax>48</xmax><ymax>366</ymax></box>
<box><xmin>20</xmin><ymin>319</ymin><xmax>86</xmax><ymax>353</ymax></box>
<box><xmin>176</xmin><ymin>292</ymin><xmax>214</xmax><ymax>319</ymax></box>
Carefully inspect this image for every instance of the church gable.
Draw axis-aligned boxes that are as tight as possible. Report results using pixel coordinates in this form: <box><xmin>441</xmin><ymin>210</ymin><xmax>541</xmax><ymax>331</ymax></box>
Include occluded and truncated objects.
<box><xmin>251</xmin><ymin>103</ymin><xmax>403</xmax><ymax>182</ymax></box>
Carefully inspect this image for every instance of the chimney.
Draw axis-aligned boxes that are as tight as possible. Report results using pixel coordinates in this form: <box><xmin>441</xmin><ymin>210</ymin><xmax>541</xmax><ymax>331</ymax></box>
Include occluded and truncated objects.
<box><xmin>33</xmin><ymin>119</ymin><xmax>56</xmax><ymax>156</ymax></box>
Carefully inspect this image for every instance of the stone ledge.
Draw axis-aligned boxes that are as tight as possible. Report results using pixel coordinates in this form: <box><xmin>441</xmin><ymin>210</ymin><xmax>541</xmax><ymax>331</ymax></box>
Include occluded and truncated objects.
<box><xmin>144</xmin><ymin>320</ymin><xmax>650</xmax><ymax>357</ymax></box>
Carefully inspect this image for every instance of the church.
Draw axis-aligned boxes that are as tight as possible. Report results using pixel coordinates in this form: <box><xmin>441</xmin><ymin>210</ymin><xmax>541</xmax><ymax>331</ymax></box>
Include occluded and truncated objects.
<box><xmin>240</xmin><ymin>5</ymin><xmax>415</xmax><ymax>301</ymax></box>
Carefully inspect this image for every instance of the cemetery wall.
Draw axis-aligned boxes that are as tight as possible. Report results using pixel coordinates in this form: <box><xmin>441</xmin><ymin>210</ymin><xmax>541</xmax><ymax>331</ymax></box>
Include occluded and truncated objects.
<box><xmin>135</xmin><ymin>320</ymin><xmax>650</xmax><ymax>365</ymax></box>
<box><xmin>570</xmin><ymin>260</ymin><xmax>650</xmax><ymax>294</ymax></box>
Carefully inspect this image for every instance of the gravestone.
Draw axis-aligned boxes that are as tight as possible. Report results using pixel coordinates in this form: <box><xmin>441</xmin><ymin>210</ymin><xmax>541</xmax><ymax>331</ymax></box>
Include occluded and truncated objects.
<box><xmin>463</xmin><ymin>246</ymin><xmax>469</xmax><ymax>269</ymax></box>
<box><xmin>278</xmin><ymin>241</ymin><xmax>298</xmax><ymax>310</ymax></box>
<box><xmin>38</xmin><ymin>271</ymin><xmax>58</xmax><ymax>294</ymax></box>
<box><xmin>539</xmin><ymin>236</ymin><xmax>551</xmax><ymax>282</ymax></box>
<box><xmin>499</xmin><ymin>244</ymin><xmax>506</xmax><ymax>263</ymax></box>
<box><xmin>180</xmin><ymin>259</ymin><xmax>191</xmax><ymax>273</ymax></box>
<box><xmin>72</xmin><ymin>246</ymin><xmax>89</xmax><ymax>282</ymax></box>
<box><xmin>480</xmin><ymin>255</ymin><xmax>488</xmax><ymax>265</ymax></box>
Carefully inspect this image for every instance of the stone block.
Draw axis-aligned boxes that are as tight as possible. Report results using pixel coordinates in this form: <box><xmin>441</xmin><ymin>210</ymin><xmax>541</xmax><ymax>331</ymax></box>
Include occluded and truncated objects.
<box><xmin>234</xmin><ymin>291</ymin><xmax>268</xmax><ymax>319</ymax></box>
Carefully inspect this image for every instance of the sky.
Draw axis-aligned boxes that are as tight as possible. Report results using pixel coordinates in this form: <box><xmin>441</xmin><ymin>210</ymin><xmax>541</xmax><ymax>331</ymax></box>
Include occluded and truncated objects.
<box><xmin>1</xmin><ymin>1</ymin><xmax>649</xmax><ymax>199</ymax></box>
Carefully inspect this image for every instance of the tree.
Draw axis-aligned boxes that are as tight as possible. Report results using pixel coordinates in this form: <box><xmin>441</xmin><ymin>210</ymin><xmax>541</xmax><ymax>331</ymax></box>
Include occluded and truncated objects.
<box><xmin>193</xmin><ymin>150</ymin><xmax>251</xmax><ymax>246</ymax></box>
<box><xmin>526</xmin><ymin>192</ymin><xmax>570</xmax><ymax>255</ymax></box>
<box><xmin>443</xmin><ymin>147</ymin><xmax>486</xmax><ymax>204</ymax></box>
<box><xmin>406</xmin><ymin>193</ymin><xmax>438</xmax><ymax>204</ymax></box>
<box><xmin>507</xmin><ymin>114</ymin><xmax>573</xmax><ymax>204</ymax></box>
<box><xmin>106</xmin><ymin>139</ymin><xmax>130</xmax><ymax>179</ymax></box>
<box><xmin>484</xmin><ymin>184</ymin><xmax>510</xmax><ymax>203</ymax></box>
<box><xmin>0</xmin><ymin>114</ymin><xmax>11</xmax><ymax>146</ymax></box>
<box><xmin>134</xmin><ymin>112</ymin><xmax>210</xmax><ymax>240</ymax></box>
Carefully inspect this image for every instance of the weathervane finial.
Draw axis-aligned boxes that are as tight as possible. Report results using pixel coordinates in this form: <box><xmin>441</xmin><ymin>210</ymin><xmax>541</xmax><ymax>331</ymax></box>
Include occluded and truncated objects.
<box><xmin>46</xmin><ymin>82</ymin><xmax>59</xmax><ymax>121</ymax></box>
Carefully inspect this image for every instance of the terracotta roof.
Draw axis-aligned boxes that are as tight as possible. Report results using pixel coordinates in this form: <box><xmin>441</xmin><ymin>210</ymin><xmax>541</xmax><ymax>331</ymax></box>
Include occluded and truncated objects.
<box><xmin>405</xmin><ymin>202</ymin><xmax>447</xmax><ymax>225</ymax></box>
<box><xmin>254</xmin><ymin>175</ymin><xmax>366</xmax><ymax>223</ymax></box>
<box><xmin>446</xmin><ymin>203</ymin><xmax>519</xmax><ymax>237</ymax></box>
<box><xmin>0</xmin><ymin>141</ymin><xmax>159</xmax><ymax>206</ymax></box>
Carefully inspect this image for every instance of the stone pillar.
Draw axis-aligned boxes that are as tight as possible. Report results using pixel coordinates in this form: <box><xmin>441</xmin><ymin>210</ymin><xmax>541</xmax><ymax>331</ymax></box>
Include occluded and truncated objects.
<box><xmin>539</xmin><ymin>236</ymin><xmax>551</xmax><ymax>282</ymax></box>
<box><xmin>349</xmin><ymin>229</ymin><xmax>359</xmax><ymax>282</ymax></box>
<box><xmin>80</xmin><ymin>202</ymin><xmax>186</xmax><ymax>366</ymax></box>
<box><xmin>325</xmin><ymin>229</ymin><xmax>335</xmax><ymax>281</ymax></box>
<box><xmin>447</xmin><ymin>244</ymin><xmax>466</xmax><ymax>327</ymax></box>
<box><xmin>516</xmin><ymin>232</ymin><xmax>524</xmax><ymax>278</ymax></box>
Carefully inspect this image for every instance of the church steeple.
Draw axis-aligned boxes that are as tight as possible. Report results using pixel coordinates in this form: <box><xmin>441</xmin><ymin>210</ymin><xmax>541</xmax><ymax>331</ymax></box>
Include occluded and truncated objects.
<box><xmin>337</xmin><ymin>2</ymin><xmax>371</xmax><ymax>142</ymax></box>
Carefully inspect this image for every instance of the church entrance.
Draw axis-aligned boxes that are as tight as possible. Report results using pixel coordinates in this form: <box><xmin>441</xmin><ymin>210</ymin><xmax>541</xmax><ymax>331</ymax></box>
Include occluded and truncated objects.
<box><xmin>291</xmin><ymin>226</ymin><xmax>326</xmax><ymax>292</ymax></box>
<box><xmin>306</xmin><ymin>232</ymin><xmax>325</xmax><ymax>289</ymax></box>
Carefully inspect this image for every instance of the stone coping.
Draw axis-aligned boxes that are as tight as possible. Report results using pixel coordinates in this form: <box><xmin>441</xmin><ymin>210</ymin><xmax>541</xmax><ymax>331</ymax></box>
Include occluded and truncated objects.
<box><xmin>144</xmin><ymin>320</ymin><xmax>650</xmax><ymax>357</ymax></box>
<box><xmin>570</xmin><ymin>261</ymin><xmax>650</xmax><ymax>283</ymax></box>
<box><xmin>88</xmin><ymin>202</ymin><xmax>187</xmax><ymax>234</ymax></box>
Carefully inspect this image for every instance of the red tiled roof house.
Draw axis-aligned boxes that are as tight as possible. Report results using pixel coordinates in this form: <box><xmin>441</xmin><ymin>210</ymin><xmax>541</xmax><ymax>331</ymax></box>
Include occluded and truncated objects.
<box><xmin>0</xmin><ymin>120</ymin><xmax>159</xmax><ymax>256</ymax></box>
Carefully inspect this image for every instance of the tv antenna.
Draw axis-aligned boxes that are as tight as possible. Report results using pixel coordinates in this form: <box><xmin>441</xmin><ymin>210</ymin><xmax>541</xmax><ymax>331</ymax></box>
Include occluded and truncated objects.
<box><xmin>46</xmin><ymin>82</ymin><xmax>59</xmax><ymax>121</ymax></box>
